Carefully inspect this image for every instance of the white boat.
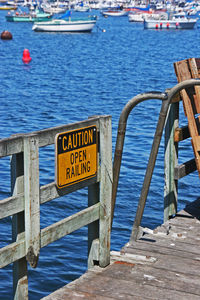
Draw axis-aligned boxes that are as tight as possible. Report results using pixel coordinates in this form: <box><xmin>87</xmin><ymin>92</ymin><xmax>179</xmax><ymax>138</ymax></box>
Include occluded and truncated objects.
<box><xmin>128</xmin><ymin>11</ymin><xmax>168</xmax><ymax>22</ymax></box>
<box><xmin>144</xmin><ymin>16</ymin><xmax>198</xmax><ymax>29</ymax></box>
<box><xmin>74</xmin><ymin>2</ymin><xmax>90</xmax><ymax>12</ymax></box>
<box><xmin>128</xmin><ymin>12</ymin><xmax>148</xmax><ymax>22</ymax></box>
<box><xmin>32</xmin><ymin>13</ymin><xmax>97</xmax><ymax>32</ymax></box>
<box><xmin>41</xmin><ymin>2</ymin><xmax>68</xmax><ymax>14</ymax></box>
<box><xmin>74</xmin><ymin>5</ymin><xmax>90</xmax><ymax>12</ymax></box>
<box><xmin>101</xmin><ymin>9</ymin><xmax>127</xmax><ymax>17</ymax></box>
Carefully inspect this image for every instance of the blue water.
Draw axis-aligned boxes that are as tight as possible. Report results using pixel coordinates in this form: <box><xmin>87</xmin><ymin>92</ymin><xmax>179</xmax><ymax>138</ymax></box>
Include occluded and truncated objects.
<box><xmin>1</xmin><ymin>9</ymin><xmax>200</xmax><ymax>299</ymax></box>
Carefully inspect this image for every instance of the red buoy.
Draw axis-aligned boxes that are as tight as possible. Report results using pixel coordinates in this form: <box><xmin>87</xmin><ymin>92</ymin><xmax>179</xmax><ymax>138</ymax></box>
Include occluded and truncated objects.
<box><xmin>166</xmin><ymin>22</ymin><xmax>170</xmax><ymax>29</ymax></box>
<box><xmin>155</xmin><ymin>24</ymin><xmax>159</xmax><ymax>29</ymax></box>
<box><xmin>22</xmin><ymin>49</ymin><xmax>32</xmax><ymax>64</ymax></box>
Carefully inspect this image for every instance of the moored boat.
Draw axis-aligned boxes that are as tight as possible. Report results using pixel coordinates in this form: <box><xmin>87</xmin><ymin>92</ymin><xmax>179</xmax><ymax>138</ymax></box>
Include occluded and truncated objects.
<box><xmin>101</xmin><ymin>8</ymin><xmax>127</xmax><ymax>17</ymax></box>
<box><xmin>41</xmin><ymin>1</ymin><xmax>68</xmax><ymax>14</ymax></box>
<box><xmin>144</xmin><ymin>16</ymin><xmax>198</xmax><ymax>29</ymax></box>
<box><xmin>6</xmin><ymin>8</ymin><xmax>52</xmax><ymax>22</ymax></box>
<box><xmin>74</xmin><ymin>2</ymin><xmax>90</xmax><ymax>12</ymax></box>
<box><xmin>32</xmin><ymin>12</ymin><xmax>97</xmax><ymax>32</ymax></box>
<box><xmin>128</xmin><ymin>11</ymin><xmax>168</xmax><ymax>22</ymax></box>
<box><xmin>0</xmin><ymin>4</ymin><xmax>17</xmax><ymax>9</ymax></box>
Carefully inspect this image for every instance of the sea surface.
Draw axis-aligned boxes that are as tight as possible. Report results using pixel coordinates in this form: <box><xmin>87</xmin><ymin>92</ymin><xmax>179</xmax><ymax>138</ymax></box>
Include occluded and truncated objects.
<box><xmin>1</xmin><ymin>9</ymin><xmax>200</xmax><ymax>299</ymax></box>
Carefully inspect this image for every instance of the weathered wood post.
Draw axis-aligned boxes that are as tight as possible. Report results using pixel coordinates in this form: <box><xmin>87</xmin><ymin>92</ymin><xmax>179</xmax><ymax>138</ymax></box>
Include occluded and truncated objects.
<box><xmin>99</xmin><ymin>116</ymin><xmax>112</xmax><ymax>267</ymax></box>
<box><xmin>23</xmin><ymin>135</ymin><xmax>40</xmax><ymax>268</ymax></box>
<box><xmin>164</xmin><ymin>101</ymin><xmax>179</xmax><ymax>221</ymax></box>
<box><xmin>88</xmin><ymin>116</ymin><xmax>112</xmax><ymax>268</ymax></box>
<box><xmin>88</xmin><ymin>182</ymin><xmax>99</xmax><ymax>267</ymax></box>
<box><xmin>11</xmin><ymin>152</ymin><xmax>28</xmax><ymax>300</ymax></box>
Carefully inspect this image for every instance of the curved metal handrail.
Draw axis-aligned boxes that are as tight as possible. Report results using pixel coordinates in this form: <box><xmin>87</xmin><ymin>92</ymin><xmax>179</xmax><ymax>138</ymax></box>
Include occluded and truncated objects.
<box><xmin>111</xmin><ymin>79</ymin><xmax>200</xmax><ymax>243</ymax></box>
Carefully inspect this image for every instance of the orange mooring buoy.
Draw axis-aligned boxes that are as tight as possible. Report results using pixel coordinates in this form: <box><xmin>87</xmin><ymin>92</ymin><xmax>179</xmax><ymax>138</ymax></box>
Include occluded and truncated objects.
<box><xmin>1</xmin><ymin>31</ymin><xmax>12</xmax><ymax>40</ymax></box>
<box><xmin>22</xmin><ymin>49</ymin><xmax>32</xmax><ymax>64</ymax></box>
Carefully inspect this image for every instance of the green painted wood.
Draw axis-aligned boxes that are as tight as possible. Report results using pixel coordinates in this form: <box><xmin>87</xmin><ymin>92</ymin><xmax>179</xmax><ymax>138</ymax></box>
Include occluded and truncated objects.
<box><xmin>164</xmin><ymin>102</ymin><xmax>179</xmax><ymax>221</ymax></box>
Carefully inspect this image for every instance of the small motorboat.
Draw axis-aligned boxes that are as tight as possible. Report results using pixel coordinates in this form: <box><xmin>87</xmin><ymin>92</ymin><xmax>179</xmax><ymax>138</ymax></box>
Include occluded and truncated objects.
<box><xmin>6</xmin><ymin>8</ymin><xmax>52</xmax><ymax>22</ymax></box>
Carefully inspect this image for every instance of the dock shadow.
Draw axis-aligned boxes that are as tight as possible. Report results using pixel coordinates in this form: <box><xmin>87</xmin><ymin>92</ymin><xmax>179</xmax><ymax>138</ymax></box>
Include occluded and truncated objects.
<box><xmin>183</xmin><ymin>197</ymin><xmax>200</xmax><ymax>220</ymax></box>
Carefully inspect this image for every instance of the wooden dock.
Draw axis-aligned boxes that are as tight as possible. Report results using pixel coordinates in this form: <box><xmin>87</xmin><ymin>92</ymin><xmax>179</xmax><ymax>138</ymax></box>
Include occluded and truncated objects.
<box><xmin>42</xmin><ymin>198</ymin><xmax>200</xmax><ymax>300</ymax></box>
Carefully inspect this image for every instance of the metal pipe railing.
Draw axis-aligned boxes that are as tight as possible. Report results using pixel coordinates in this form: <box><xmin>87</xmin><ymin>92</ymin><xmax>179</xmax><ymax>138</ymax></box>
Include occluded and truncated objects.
<box><xmin>111</xmin><ymin>79</ymin><xmax>200</xmax><ymax>243</ymax></box>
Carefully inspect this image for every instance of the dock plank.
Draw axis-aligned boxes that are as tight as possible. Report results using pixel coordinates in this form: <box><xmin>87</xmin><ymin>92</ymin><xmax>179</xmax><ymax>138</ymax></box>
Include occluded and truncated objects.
<box><xmin>121</xmin><ymin>246</ymin><xmax>200</xmax><ymax>276</ymax></box>
<box><xmin>123</xmin><ymin>237</ymin><xmax>200</xmax><ymax>259</ymax></box>
<box><xmin>42</xmin><ymin>200</ymin><xmax>200</xmax><ymax>300</ymax></box>
<box><xmin>103</xmin><ymin>262</ymin><xmax>200</xmax><ymax>295</ymax></box>
<box><xmin>42</xmin><ymin>264</ymin><xmax>200</xmax><ymax>300</ymax></box>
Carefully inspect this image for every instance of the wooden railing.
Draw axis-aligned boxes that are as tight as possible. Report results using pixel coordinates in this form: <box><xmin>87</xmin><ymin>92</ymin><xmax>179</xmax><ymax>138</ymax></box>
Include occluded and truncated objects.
<box><xmin>0</xmin><ymin>115</ymin><xmax>112</xmax><ymax>299</ymax></box>
<box><xmin>164</xmin><ymin>58</ymin><xmax>200</xmax><ymax>221</ymax></box>
<box><xmin>164</xmin><ymin>95</ymin><xmax>197</xmax><ymax>221</ymax></box>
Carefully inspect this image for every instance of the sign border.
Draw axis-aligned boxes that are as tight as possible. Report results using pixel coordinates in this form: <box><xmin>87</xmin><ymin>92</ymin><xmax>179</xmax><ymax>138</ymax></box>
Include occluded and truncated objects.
<box><xmin>55</xmin><ymin>125</ymin><xmax>98</xmax><ymax>189</ymax></box>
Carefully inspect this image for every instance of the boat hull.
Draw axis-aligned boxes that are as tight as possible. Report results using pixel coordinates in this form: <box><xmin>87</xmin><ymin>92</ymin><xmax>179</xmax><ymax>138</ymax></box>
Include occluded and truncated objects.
<box><xmin>129</xmin><ymin>12</ymin><xmax>168</xmax><ymax>22</ymax></box>
<box><xmin>101</xmin><ymin>10</ymin><xmax>127</xmax><ymax>17</ymax></box>
<box><xmin>144</xmin><ymin>18</ymin><xmax>197</xmax><ymax>29</ymax></box>
<box><xmin>0</xmin><ymin>5</ymin><xmax>17</xmax><ymax>10</ymax></box>
<box><xmin>74</xmin><ymin>6</ymin><xmax>90</xmax><ymax>12</ymax></box>
<box><xmin>6</xmin><ymin>15</ymin><xmax>52</xmax><ymax>22</ymax></box>
<box><xmin>32</xmin><ymin>19</ymin><xmax>96</xmax><ymax>32</ymax></box>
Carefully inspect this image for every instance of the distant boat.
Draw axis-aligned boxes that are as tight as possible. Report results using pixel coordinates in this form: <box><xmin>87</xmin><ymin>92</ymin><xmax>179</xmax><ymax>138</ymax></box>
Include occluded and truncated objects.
<box><xmin>6</xmin><ymin>8</ymin><xmax>52</xmax><ymax>22</ymax></box>
<box><xmin>101</xmin><ymin>8</ymin><xmax>127</xmax><ymax>17</ymax></box>
<box><xmin>144</xmin><ymin>16</ymin><xmax>198</xmax><ymax>29</ymax></box>
<box><xmin>0</xmin><ymin>4</ymin><xmax>17</xmax><ymax>10</ymax></box>
<box><xmin>128</xmin><ymin>11</ymin><xmax>168</xmax><ymax>22</ymax></box>
<box><xmin>32</xmin><ymin>11</ymin><xmax>97</xmax><ymax>32</ymax></box>
<box><xmin>41</xmin><ymin>1</ymin><xmax>68</xmax><ymax>14</ymax></box>
<box><xmin>74</xmin><ymin>2</ymin><xmax>90</xmax><ymax>12</ymax></box>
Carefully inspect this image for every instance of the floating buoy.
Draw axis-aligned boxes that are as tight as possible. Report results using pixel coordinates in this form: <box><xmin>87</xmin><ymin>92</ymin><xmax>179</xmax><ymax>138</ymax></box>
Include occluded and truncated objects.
<box><xmin>96</xmin><ymin>25</ymin><xmax>106</xmax><ymax>33</ymax></box>
<box><xmin>160</xmin><ymin>22</ymin><xmax>162</xmax><ymax>29</ymax></box>
<box><xmin>176</xmin><ymin>22</ymin><xmax>179</xmax><ymax>29</ymax></box>
<box><xmin>1</xmin><ymin>30</ymin><xmax>12</xmax><ymax>40</ymax></box>
<box><xmin>155</xmin><ymin>24</ymin><xmax>159</xmax><ymax>29</ymax></box>
<box><xmin>22</xmin><ymin>49</ymin><xmax>32</xmax><ymax>64</ymax></box>
<box><xmin>166</xmin><ymin>22</ymin><xmax>170</xmax><ymax>29</ymax></box>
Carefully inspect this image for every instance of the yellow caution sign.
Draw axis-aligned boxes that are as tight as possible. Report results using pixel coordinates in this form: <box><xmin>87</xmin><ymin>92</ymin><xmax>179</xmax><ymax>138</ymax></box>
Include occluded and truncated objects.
<box><xmin>55</xmin><ymin>125</ymin><xmax>97</xmax><ymax>188</ymax></box>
